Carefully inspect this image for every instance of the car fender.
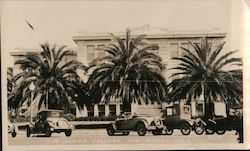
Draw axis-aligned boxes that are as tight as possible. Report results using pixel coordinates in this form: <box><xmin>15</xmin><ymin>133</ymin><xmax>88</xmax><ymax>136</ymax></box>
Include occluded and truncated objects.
<box><xmin>110</xmin><ymin>122</ymin><xmax>116</xmax><ymax>130</ymax></box>
<box><xmin>194</xmin><ymin>118</ymin><xmax>207</xmax><ymax>126</ymax></box>
<box><xmin>13</xmin><ymin>124</ymin><xmax>18</xmax><ymax>133</ymax></box>
<box><xmin>182</xmin><ymin>120</ymin><xmax>193</xmax><ymax>126</ymax></box>
<box><xmin>207</xmin><ymin>119</ymin><xmax>217</xmax><ymax>125</ymax></box>
<box><xmin>136</xmin><ymin>120</ymin><xmax>149</xmax><ymax>129</ymax></box>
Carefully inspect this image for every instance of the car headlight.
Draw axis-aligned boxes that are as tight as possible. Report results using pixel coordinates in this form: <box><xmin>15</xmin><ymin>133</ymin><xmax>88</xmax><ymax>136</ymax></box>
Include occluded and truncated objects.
<box><xmin>8</xmin><ymin>125</ymin><xmax>11</xmax><ymax>132</ymax></box>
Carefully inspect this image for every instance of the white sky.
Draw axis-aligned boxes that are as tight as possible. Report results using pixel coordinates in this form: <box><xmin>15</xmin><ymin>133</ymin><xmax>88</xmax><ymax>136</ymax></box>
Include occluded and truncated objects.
<box><xmin>1</xmin><ymin>0</ymin><xmax>249</xmax><ymax>65</ymax></box>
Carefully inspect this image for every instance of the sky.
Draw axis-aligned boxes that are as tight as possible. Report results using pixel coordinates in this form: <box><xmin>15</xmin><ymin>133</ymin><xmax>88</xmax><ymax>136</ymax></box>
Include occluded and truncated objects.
<box><xmin>1</xmin><ymin>0</ymin><xmax>249</xmax><ymax>66</ymax></box>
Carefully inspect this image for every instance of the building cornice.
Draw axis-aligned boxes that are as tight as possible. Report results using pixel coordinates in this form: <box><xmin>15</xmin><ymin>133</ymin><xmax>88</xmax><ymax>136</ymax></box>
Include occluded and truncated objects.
<box><xmin>73</xmin><ymin>32</ymin><xmax>227</xmax><ymax>42</ymax></box>
<box><xmin>10</xmin><ymin>50</ymin><xmax>77</xmax><ymax>56</ymax></box>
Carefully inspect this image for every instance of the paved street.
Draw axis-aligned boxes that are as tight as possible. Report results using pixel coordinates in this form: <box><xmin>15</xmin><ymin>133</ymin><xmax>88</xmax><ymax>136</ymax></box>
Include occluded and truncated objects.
<box><xmin>8</xmin><ymin>129</ymin><xmax>240</xmax><ymax>146</ymax></box>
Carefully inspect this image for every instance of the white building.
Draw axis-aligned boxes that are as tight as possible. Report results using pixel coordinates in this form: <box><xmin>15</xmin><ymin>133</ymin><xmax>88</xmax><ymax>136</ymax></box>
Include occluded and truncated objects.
<box><xmin>72</xmin><ymin>27</ymin><xmax>226</xmax><ymax>117</ymax></box>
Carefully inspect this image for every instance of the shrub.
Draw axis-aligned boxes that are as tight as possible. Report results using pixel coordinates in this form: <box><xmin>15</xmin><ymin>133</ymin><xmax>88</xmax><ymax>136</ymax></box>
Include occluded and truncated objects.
<box><xmin>63</xmin><ymin>113</ymin><xmax>76</xmax><ymax>121</ymax></box>
<box><xmin>75</xmin><ymin>115</ymin><xmax>117</xmax><ymax>121</ymax></box>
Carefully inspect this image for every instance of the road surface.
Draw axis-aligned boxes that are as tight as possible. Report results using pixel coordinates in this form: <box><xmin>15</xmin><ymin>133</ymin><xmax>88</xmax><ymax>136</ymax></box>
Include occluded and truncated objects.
<box><xmin>8</xmin><ymin>129</ymin><xmax>240</xmax><ymax>146</ymax></box>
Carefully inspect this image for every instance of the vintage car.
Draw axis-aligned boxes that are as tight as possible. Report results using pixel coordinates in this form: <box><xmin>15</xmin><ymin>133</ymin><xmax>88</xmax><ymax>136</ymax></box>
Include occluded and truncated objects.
<box><xmin>205</xmin><ymin>111</ymin><xmax>243</xmax><ymax>135</ymax></box>
<box><xmin>8</xmin><ymin>121</ymin><xmax>17</xmax><ymax>137</ymax></box>
<box><xmin>162</xmin><ymin>104</ymin><xmax>206</xmax><ymax>135</ymax></box>
<box><xmin>106</xmin><ymin>112</ymin><xmax>166</xmax><ymax>136</ymax></box>
<box><xmin>26</xmin><ymin>110</ymin><xmax>74</xmax><ymax>137</ymax></box>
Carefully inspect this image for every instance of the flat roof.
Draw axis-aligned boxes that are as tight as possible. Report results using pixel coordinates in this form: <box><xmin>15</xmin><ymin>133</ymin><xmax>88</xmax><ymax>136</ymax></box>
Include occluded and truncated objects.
<box><xmin>73</xmin><ymin>32</ymin><xmax>226</xmax><ymax>42</ymax></box>
<box><xmin>10</xmin><ymin>50</ymin><xmax>77</xmax><ymax>56</ymax></box>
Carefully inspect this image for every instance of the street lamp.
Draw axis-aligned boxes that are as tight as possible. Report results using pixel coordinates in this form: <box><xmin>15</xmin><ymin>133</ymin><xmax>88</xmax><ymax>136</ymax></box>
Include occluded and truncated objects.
<box><xmin>29</xmin><ymin>81</ymin><xmax>35</xmax><ymax>124</ymax></box>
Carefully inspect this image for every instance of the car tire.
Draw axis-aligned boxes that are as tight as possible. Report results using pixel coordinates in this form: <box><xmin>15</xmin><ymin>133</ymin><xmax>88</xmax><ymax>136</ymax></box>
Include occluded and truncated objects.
<box><xmin>107</xmin><ymin>125</ymin><xmax>115</xmax><ymax>136</ymax></box>
<box><xmin>205</xmin><ymin>128</ymin><xmax>215</xmax><ymax>135</ymax></box>
<box><xmin>216</xmin><ymin>130</ymin><xmax>226</xmax><ymax>135</ymax></box>
<box><xmin>152</xmin><ymin>129</ymin><xmax>163</xmax><ymax>135</ymax></box>
<box><xmin>152</xmin><ymin>130</ymin><xmax>159</xmax><ymax>135</ymax></box>
<box><xmin>26</xmin><ymin>126</ymin><xmax>31</xmax><ymax>137</ymax></box>
<box><xmin>194</xmin><ymin>121</ymin><xmax>205</xmax><ymax>135</ymax></box>
<box><xmin>137</xmin><ymin>123</ymin><xmax>146</xmax><ymax>136</ymax></box>
<box><xmin>180</xmin><ymin>122</ymin><xmax>191</xmax><ymax>135</ymax></box>
<box><xmin>45</xmin><ymin>126</ymin><xmax>51</xmax><ymax>137</ymax></box>
<box><xmin>11</xmin><ymin>131</ymin><xmax>17</xmax><ymax>137</ymax></box>
<box><xmin>165</xmin><ymin>129</ymin><xmax>174</xmax><ymax>135</ymax></box>
<box><xmin>65</xmin><ymin>130</ymin><xmax>72</xmax><ymax>137</ymax></box>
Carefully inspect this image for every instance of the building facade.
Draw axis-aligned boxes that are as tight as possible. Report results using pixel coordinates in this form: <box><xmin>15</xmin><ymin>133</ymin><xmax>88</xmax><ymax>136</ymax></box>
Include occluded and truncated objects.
<box><xmin>72</xmin><ymin>28</ymin><xmax>226</xmax><ymax>117</ymax></box>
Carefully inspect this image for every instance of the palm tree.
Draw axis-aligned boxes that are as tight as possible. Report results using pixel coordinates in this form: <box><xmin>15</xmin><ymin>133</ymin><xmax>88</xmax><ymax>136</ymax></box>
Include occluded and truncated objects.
<box><xmin>88</xmin><ymin>29</ymin><xmax>167</xmax><ymax>112</ymax></box>
<box><xmin>7</xmin><ymin>67</ymin><xmax>18</xmax><ymax>117</ymax></box>
<box><xmin>168</xmin><ymin>38</ymin><xmax>242</xmax><ymax>120</ymax></box>
<box><xmin>7</xmin><ymin>67</ymin><xmax>14</xmax><ymax>97</ymax></box>
<box><xmin>14</xmin><ymin>42</ymin><xmax>87</xmax><ymax>110</ymax></box>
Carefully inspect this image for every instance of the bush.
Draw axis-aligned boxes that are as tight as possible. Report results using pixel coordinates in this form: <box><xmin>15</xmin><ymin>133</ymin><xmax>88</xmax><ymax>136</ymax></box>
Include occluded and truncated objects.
<box><xmin>75</xmin><ymin>115</ymin><xmax>117</xmax><ymax>121</ymax></box>
<box><xmin>63</xmin><ymin>113</ymin><xmax>76</xmax><ymax>121</ymax></box>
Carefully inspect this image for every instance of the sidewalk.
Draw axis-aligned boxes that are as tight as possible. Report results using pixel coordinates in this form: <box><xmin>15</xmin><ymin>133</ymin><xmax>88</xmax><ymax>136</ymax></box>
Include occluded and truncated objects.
<box><xmin>14</xmin><ymin>121</ymin><xmax>112</xmax><ymax>130</ymax></box>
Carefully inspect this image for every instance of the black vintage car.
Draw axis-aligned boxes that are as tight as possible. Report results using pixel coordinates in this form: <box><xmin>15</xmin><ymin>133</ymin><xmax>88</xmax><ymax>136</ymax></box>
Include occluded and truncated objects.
<box><xmin>162</xmin><ymin>104</ymin><xmax>206</xmax><ymax>135</ymax></box>
<box><xmin>26</xmin><ymin>110</ymin><xmax>74</xmax><ymax>137</ymax></box>
<box><xmin>205</xmin><ymin>108</ymin><xmax>243</xmax><ymax>135</ymax></box>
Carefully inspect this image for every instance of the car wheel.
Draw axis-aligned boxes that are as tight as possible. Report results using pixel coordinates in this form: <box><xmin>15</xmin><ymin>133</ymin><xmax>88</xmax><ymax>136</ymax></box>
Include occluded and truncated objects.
<box><xmin>180</xmin><ymin>122</ymin><xmax>191</xmax><ymax>135</ymax></box>
<box><xmin>11</xmin><ymin>131</ymin><xmax>17</xmax><ymax>137</ymax></box>
<box><xmin>26</xmin><ymin>126</ymin><xmax>31</xmax><ymax>137</ymax></box>
<box><xmin>106</xmin><ymin>125</ymin><xmax>115</xmax><ymax>136</ymax></box>
<box><xmin>137</xmin><ymin>123</ymin><xmax>146</xmax><ymax>136</ymax></box>
<box><xmin>194</xmin><ymin>121</ymin><xmax>205</xmax><ymax>135</ymax></box>
<box><xmin>152</xmin><ymin>129</ymin><xmax>162</xmax><ymax>135</ymax></box>
<box><xmin>216</xmin><ymin>130</ymin><xmax>226</xmax><ymax>135</ymax></box>
<box><xmin>205</xmin><ymin>128</ymin><xmax>215</xmax><ymax>135</ymax></box>
<box><xmin>65</xmin><ymin>130</ymin><xmax>72</xmax><ymax>137</ymax></box>
<box><xmin>45</xmin><ymin>126</ymin><xmax>51</xmax><ymax>137</ymax></box>
<box><xmin>122</xmin><ymin>132</ymin><xmax>129</xmax><ymax>136</ymax></box>
<box><xmin>165</xmin><ymin>129</ymin><xmax>174</xmax><ymax>135</ymax></box>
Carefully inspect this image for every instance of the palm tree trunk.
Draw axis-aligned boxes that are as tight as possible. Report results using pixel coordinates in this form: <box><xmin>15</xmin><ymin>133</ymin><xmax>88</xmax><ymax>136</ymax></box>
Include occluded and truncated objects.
<box><xmin>203</xmin><ymin>84</ymin><xmax>209</xmax><ymax>120</ymax></box>
<box><xmin>46</xmin><ymin>90</ymin><xmax>49</xmax><ymax>110</ymax></box>
<box><xmin>123</xmin><ymin>94</ymin><xmax>131</xmax><ymax>112</ymax></box>
<box><xmin>203</xmin><ymin>85</ymin><xmax>214</xmax><ymax>120</ymax></box>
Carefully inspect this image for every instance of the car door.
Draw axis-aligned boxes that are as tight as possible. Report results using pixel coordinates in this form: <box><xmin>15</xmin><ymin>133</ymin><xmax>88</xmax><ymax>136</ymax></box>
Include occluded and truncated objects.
<box><xmin>122</xmin><ymin>115</ymin><xmax>137</xmax><ymax>130</ymax></box>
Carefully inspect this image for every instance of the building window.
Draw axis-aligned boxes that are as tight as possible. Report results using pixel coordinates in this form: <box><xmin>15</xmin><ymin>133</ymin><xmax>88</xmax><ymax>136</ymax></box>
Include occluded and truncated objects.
<box><xmin>180</xmin><ymin>43</ymin><xmax>189</xmax><ymax>56</ymax></box>
<box><xmin>99</xmin><ymin>105</ymin><xmax>105</xmax><ymax>116</ymax></box>
<box><xmin>87</xmin><ymin>45</ymin><xmax>95</xmax><ymax>63</ymax></box>
<box><xmin>196</xmin><ymin>103</ymin><xmax>203</xmax><ymax>117</ymax></box>
<box><xmin>87</xmin><ymin>106</ymin><xmax>94</xmax><ymax>117</ymax></box>
<box><xmin>170</xmin><ymin>43</ymin><xmax>178</xmax><ymax>58</ymax></box>
<box><xmin>97</xmin><ymin>45</ymin><xmax>106</xmax><ymax>58</ymax></box>
<box><xmin>109</xmin><ymin>105</ymin><xmax>116</xmax><ymax>116</ymax></box>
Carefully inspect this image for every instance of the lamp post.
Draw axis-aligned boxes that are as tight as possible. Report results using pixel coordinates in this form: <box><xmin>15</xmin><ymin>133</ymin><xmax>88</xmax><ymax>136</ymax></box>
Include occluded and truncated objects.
<box><xmin>29</xmin><ymin>81</ymin><xmax>35</xmax><ymax>124</ymax></box>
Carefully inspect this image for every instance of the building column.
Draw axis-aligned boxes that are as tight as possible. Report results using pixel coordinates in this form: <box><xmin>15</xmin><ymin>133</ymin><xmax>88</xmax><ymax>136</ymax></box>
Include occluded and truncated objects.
<box><xmin>154</xmin><ymin>102</ymin><xmax>158</xmax><ymax>108</ymax></box>
<box><xmin>83</xmin><ymin>104</ymin><xmax>88</xmax><ymax>117</ymax></box>
<box><xmin>116</xmin><ymin>103</ymin><xmax>120</xmax><ymax>116</ymax></box>
<box><xmin>94</xmin><ymin>104</ymin><xmax>99</xmax><ymax>117</ymax></box>
<box><xmin>131</xmin><ymin>101</ymin><xmax>138</xmax><ymax>113</ymax></box>
<box><xmin>105</xmin><ymin>104</ymin><xmax>110</xmax><ymax>116</ymax></box>
<box><xmin>191</xmin><ymin>101</ymin><xmax>196</xmax><ymax>118</ymax></box>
